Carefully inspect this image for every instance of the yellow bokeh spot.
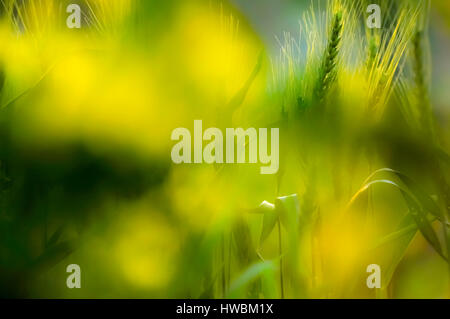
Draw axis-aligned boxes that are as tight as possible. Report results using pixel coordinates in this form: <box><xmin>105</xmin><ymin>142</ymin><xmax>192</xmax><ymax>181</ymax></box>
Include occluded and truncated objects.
<box><xmin>113</xmin><ymin>208</ymin><xmax>179</xmax><ymax>289</ymax></box>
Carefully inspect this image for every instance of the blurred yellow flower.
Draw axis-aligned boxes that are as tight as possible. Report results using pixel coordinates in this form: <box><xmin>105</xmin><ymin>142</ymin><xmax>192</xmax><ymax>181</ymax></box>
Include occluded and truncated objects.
<box><xmin>113</xmin><ymin>207</ymin><xmax>179</xmax><ymax>289</ymax></box>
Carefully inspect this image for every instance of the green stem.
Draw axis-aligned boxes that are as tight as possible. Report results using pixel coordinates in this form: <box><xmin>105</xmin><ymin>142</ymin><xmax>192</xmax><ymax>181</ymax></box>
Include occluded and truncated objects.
<box><xmin>278</xmin><ymin>220</ymin><xmax>284</xmax><ymax>298</ymax></box>
<box><xmin>221</xmin><ymin>234</ymin><xmax>226</xmax><ymax>298</ymax></box>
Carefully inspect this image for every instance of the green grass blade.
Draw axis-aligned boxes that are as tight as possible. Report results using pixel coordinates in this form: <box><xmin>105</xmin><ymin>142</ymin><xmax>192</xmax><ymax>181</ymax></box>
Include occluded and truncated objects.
<box><xmin>227</xmin><ymin>260</ymin><xmax>276</xmax><ymax>298</ymax></box>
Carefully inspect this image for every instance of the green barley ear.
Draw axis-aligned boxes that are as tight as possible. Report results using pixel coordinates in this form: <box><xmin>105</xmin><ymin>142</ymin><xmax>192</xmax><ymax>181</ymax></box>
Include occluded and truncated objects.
<box><xmin>412</xmin><ymin>30</ymin><xmax>434</xmax><ymax>137</ymax></box>
<box><xmin>412</xmin><ymin>31</ymin><xmax>427</xmax><ymax>101</ymax></box>
<box><xmin>314</xmin><ymin>11</ymin><xmax>343</xmax><ymax>104</ymax></box>
<box><xmin>412</xmin><ymin>0</ymin><xmax>433</xmax><ymax>138</ymax></box>
<box><xmin>412</xmin><ymin>31</ymin><xmax>429</xmax><ymax>111</ymax></box>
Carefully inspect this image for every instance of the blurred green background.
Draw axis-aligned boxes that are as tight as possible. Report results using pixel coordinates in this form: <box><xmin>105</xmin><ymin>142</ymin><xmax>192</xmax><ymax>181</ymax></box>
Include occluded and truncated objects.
<box><xmin>0</xmin><ymin>0</ymin><xmax>449</xmax><ymax>299</ymax></box>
